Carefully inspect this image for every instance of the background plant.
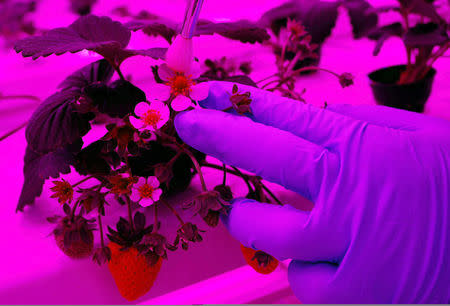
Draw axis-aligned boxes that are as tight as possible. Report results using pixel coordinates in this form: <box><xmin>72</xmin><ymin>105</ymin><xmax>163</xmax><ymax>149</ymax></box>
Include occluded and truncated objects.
<box><xmin>366</xmin><ymin>0</ymin><xmax>449</xmax><ymax>84</ymax></box>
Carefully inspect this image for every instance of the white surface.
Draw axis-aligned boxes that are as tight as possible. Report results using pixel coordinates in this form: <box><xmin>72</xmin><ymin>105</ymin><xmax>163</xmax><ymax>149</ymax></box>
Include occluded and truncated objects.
<box><xmin>142</xmin><ymin>260</ymin><xmax>298</xmax><ymax>304</ymax></box>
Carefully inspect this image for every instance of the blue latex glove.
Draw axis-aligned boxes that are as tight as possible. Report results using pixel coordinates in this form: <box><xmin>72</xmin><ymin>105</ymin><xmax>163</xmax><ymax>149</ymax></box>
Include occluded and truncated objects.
<box><xmin>174</xmin><ymin>81</ymin><xmax>450</xmax><ymax>303</ymax></box>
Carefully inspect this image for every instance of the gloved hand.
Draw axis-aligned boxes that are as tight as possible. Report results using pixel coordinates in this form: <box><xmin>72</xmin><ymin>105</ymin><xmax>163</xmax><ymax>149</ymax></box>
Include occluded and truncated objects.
<box><xmin>174</xmin><ymin>81</ymin><xmax>450</xmax><ymax>303</ymax></box>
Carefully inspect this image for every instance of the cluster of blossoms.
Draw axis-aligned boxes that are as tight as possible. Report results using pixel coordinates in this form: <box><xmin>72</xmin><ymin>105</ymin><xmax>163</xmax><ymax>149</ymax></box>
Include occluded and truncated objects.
<box><xmin>50</xmin><ymin>174</ymin><xmax>162</xmax><ymax>210</ymax></box>
<box><xmin>129</xmin><ymin>63</ymin><xmax>209</xmax><ymax>134</ymax></box>
<box><xmin>47</xmin><ymin>57</ymin><xmax>231</xmax><ymax>267</ymax></box>
<box><xmin>108</xmin><ymin>174</ymin><xmax>162</xmax><ymax>207</ymax></box>
<box><xmin>44</xmin><ymin>53</ymin><xmax>285</xmax><ymax>299</ymax></box>
<box><xmin>257</xmin><ymin>18</ymin><xmax>354</xmax><ymax>101</ymax></box>
<box><xmin>49</xmin><ymin>57</ymin><xmax>222</xmax><ymax>225</ymax></box>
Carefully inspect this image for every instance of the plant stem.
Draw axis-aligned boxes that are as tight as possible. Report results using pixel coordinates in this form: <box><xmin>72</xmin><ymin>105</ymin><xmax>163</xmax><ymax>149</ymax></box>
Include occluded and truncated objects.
<box><xmin>161</xmin><ymin>199</ymin><xmax>184</xmax><ymax>225</ymax></box>
<box><xmin>222</xmin><ymin>163</ymin><xmax>227</xmax><ymax>186</ymax></box>
<box><xmin>256</xmin><ymin>73</ymin><xmax>279</xmax><ymax>85</ymax></box>
<box><xmin>98</xmin><ymin>215</ymin><xmax>105</xmax><ymax>247</ymax></box>
<box><xmin>261</xmin><ymin>79</ymin><xmax>281</xmax><ymax>89</ymax></box>
<box><xmin>406</xmin><ymin>47</ymin><xmax>412</xmax><ymax>66</ymax></box>
<box><xmin>153</xmin><ymin>203</ymin><xmax>158</xmax><ymax>233</ymax></box>
<box><xmin>126</xmin><ymin>196</ymin><xmax>134</xmax><ymax>231</ymax></box>
<box><xmin>70</xmin><ymin>200</ymin><xmax>80</xmax><ymax>221</ymax></box>
<box><xmin>290</xmin><ymin>66</ymin><xmax>339</xmax><ymax>78</ymax></box>
<box><xmin>183</xmin><ymin>148</ymin><xmax>208</xmax><ymax>191</ymax></box>
<box><xmin>0</xmin><ymin>94</ymin><xmax>41</xmax><ymax>102</ymax></box>
<box><xmin>116</xmin><ymin>66</ymin><xmax>126</xmax><ymax>80</ymax></box>
<box><xmin>202</xmin><ymin>162</ymin><xmax>283</xmax><ymax>204</ymax></box>
<box><xmin>201</xmin><ymin>162</ymin><xmax>253</xmax><ymax>193</ymax></box>
<box><xmin>285</xmin><ymin>51</ymin><xmax>303</xmax><ymax>75</ymax></box>
<box><xmin>0</xmin><ymin>121</ymin><xmax>27</xmax><ymax>142</ymax></box>
<box><xmin>167</xmin><ymin>150</ymin><xmax>183</xmax><ymax>167</ymax></box>
<box><xmin>427</xmin><ymin>42</ymin><xmax>449</xmax><ymax>68</ymax></box>
<box><xmin>260</xmin><ymin>182</ymin><xmax>283</xmax><ymax>205</ymax></box>
<box><xmin>401</xmin><ymin>9</ymin><xmax>410</xmax><ymax>30</ymax></box>
<box><xmin>155</xmin><ymin>129</ymin><xmax>179</xmax><ymax>144</ymax></box>
<box><xmin>72</xmin><ymin>176</ymin><xmax>96</xmax><ymax>187</ymax></box>
<box><xmin>280</xmin><ymin>35</ymin><xmax>292</xmax><ymax>65</ymax></box>
<box><xmin>271</xmin><ymin>87</ymin><xmax>306</xmax><ymax>102</ymax></box>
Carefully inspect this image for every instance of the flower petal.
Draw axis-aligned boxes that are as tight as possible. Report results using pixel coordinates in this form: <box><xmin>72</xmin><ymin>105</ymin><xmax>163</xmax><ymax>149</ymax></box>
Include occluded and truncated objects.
<box><xmin>152</xmin><ymin>84</ymin><xmax>171</xmax><ymax>101</ymax></box>
<box><xmin>147</xmin><ymin>176</ymin><xmax>160</xmax><ymax>188</ymax></box>
<box><xmin>171</xmin><ymin>94</ymin><xmax>192</xmax><ymax>111</ymax></box>
<box><xmin>129</xmin><ymin>116</ymin><xmax>144</xmax><ymax>130</ymax></box>
<box><xmin>135</xmin><ymin>102</ymin><xmax>150</xmax><ymax>117</ymax></box>
<box><xmin>140</xmin><ymin>198</ymin><xmax>154</xmax><ymax>207</ymax></box>
<box><xmin>158</xmin><ymin>64</ymin><xmax>175</xmax><ymax>82</ymax></box>
<box><xmin>190</xmin><ymin>61</ymin><xmax>202</xmax><ymax>79</ymax></box>
<box><xmin>149</xmin><ymin>100</ymin><xmax>167</xmax><ymax>111</ymax></box>
<box><xmin>136</xmin><ymin>177</ymin><xmax>146</xmax><ymax>187</ymax></box>
<box><xmin>152</xmin><ymin>188</ymin><xmax>162</xmax><ymax>201</ymax></box>
<box><xmin>190</xmin><ymin>82</ymin><xmax>210</xmax><ymax>101</ymax></box>
<box><xmin>130</xmin><ymin>189</ymin><xmax>140</xmax><ymax>202</ymax></box>
<box><xmin>159</xmin><ymin>111</ymin><xmax>171</xmax><ymax>129</ymax></box>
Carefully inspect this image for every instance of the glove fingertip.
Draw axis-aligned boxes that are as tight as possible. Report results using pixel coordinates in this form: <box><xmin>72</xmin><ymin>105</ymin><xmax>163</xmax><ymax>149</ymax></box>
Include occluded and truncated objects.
<box><xmin>220</xmin><ymin>197</ymin><xmax>255</xmax><ymax>228</ymax></box>
<box><xmin>174</xmin><ymin>109</ymin><xmax>203</xmax><ymax>143</ymax></box>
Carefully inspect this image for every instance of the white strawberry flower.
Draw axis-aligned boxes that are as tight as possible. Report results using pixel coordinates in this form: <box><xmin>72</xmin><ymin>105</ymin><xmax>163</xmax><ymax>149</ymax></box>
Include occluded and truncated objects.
<box><xmin>152</xmin><ymin>63</ymin><xmax>210</xmax><ymax>111</ymax></box>
<box><xmin>129</xmin><ymin>100</ymin><xmax>170</xmax><ymax>132</ymax></box>
<box><xmin>130</xmin><ymin>176</ymin><xmax>162</xmax><ymax>207</ymax></box>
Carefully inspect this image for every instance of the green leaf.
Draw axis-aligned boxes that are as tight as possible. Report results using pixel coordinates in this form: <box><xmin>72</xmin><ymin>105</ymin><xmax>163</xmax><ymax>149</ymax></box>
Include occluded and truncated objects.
<box><xmin>127</xmin><ymin>17</ymin><xmax>270</xmax><ymax>44</ymax></box>
<box><xmin>404</xmin><ymin>22</ymin><xmax>449</xmax><ymax>48</ymax></box>
<box><xmin>17</xmin><ymin>140</ymin><xmax>83</xmax><ymax>212</ymax></box>
<box><xmin>58</xmin><ymin>59</ymin><xmax>115</xmax><ymax>92</ymax></box>
<box><xmin>259</xmin><ymin>0</ymin><xmax>339</xmax><ymax>44</ymax></box>
<box><xmin>343</xmin><ymin>0</ymin><xmax>379</xmax><ymax>39</ymax></box>
<box><xmin>26</xmin><ymin>91</ymin><xmax>92</xmax><ymax>154</ymax></box>
<box><xmin>398</xmin><ymin>0</ymin><xmax>444</xmax><ymax>24</ymax></box>
<box><xmin>195</xmin><ymin>20</ymin><xmax>270</xmax><ymax>43</ymax></box>
<box><xmin>125</xmin><ymin>18</ymin><xmax>177</xmax><ymax>43</ymax></box>
<box><xmin>368</xmin><ymin>23</ymin><xmax>404</xmax><ymax>55</ymax></box>
<box><xmin>14</xmin><ymin>15</ymin><xmax>131</xmax><ymax>60</ymax></box>
<box><xmin>84</xmin><ymin>79</ymin><xmax>146</xmax><ymax>118</ymax></box>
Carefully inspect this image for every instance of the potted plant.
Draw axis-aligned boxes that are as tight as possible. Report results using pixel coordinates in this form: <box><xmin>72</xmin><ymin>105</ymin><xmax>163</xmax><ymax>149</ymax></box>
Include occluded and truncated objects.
<box><xmin>9</xmin><ymin>6</ymin><xmax>354</xmax><ymax>301</ymax></box>
<box><xmin>0</xmin><ymin>0</ymin><xmax>37</xmax><ymax>48</ymax></box>
<box><xmin>258</xmin><ymin>0</ymin><xmax>379</xmax><ymax>74</ymax></box>
<box><xmin>367</xmin><ymin>0</ymin><xmax>449</xmax><ymax>113</ymax></box>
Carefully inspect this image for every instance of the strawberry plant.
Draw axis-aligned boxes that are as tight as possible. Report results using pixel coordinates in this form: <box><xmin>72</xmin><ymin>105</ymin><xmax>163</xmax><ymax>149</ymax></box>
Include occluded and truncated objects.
<box><xmin>8</xmin><ymin>5</ymin><xmax>354</xmax><ymax>301</ymax></box>
<box><xmin>366</xmin><ymin>0</ymin><xmax>449</xmax><ymax>84</ymax></box>
<box><xmin>0</xmin><ymin>0</ymin><xmax>37</xmax><ymax>47</ymax></box>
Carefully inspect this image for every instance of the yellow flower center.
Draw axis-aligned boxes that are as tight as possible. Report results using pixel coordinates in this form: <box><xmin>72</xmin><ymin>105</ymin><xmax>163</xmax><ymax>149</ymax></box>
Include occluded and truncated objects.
<box><xmin>143</xmin><ymin>110</ymin><xmax>161</xmax><ymax>126</ymax></box>
<box><xmin>62</xmin><ymin>186</ymin><xmax>72</xmax><ymax>196</ymax></box>
<box><xmin>168</xmin><ymin>74</ymin><xmax>193</xmax><ymax>96</ymax></box>
<box><xmin>138</xmin><ymin>183</ymin><xmax>154</xmax><ymax>199</ymax></box>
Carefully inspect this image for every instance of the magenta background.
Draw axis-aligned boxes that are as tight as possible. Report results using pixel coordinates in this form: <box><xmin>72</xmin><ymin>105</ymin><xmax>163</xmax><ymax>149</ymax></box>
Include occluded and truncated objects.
<box><xmin>0</xmin><ymin>0</ymin><xmax>449</xmax><ymax>304</ymax></box>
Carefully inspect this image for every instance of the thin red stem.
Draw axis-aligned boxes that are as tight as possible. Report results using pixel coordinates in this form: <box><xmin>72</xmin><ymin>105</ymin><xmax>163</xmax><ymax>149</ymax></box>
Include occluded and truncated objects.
<box><xmin>72</xmin><ymin>176</ymin><xmax>96</xmax><ymax>187</ymax></box>
<box><xmin>98</xmin><ymin>215</ymin><xmax>105</xmax><ymax>247</ymax></box>
<box><xmin>183</xmin><ymin>148</ymin><xmax>208</xmax><ymax>191</ymax></box>
<box><xmin>126</xmin><ymin>196</ymin><xmax>134</xmax><ymax>231</ymax></box>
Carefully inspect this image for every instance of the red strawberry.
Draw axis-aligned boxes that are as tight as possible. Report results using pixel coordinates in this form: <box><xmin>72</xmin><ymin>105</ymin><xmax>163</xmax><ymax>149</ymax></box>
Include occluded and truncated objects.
<box><xmin>240</xmin><ymin>244</ymin><xmax>279</xmax><ymax>274</ymax></box>
<box><xmin>54</xmin><ymin>229</ymin><xmax>93</xmax><ymax>259</ymax></box>
<box><xmin>48</xmin><ymin>205</ymin><xmax>95</xmax><ymax>259</ymax></box>
<box><xmin>106</xmin><ymin>212</ymin><xmax>169</xmax><ymax>301</ymax></box>
<box><xmin>108</xmin><ymin>242</ymin><xmax>163</xmax><ymax>301</ymax></box>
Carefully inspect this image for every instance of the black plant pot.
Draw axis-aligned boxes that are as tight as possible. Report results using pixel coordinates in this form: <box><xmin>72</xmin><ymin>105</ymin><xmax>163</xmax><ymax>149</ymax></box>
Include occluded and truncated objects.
<box><xmin>368</xmin><ymin>65</ymin><xmax>436</xmax><ymax>113</ymax></box>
